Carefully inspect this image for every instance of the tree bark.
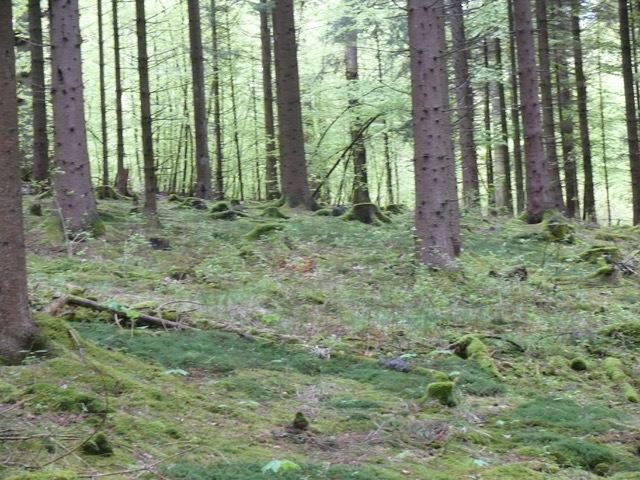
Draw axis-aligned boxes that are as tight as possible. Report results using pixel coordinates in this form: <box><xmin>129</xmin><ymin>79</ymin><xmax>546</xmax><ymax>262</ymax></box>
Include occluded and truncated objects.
<box><xmin>50</xmin><ymin>0</ymin><xmax>99</xmax><ymax>233</ymax></box>
<box><xmin>0</xmin><ymin>0</ymin><xmax>42</xmax><ymax>364</ymax></box>
<box><xmin>113</xmin><ymin>0</ymin><xmax>128</xmax><ymax>196</ymax></box>
<box><xmin>135</xmin><ymin>0</ymin><xmax>158</xmax><ymax>218</ymax></box>
<box><xmin>97</xmin><ymin>0</ymin><xmax>109</xmax><ymax>193</ymax></box>
<box><xmin>210</xmin><ymin>0</ymin><xmax>225</xmax><ymax>200</ymax></box>
<box><xmin>513</xmin><ymin>0</ymin><xmax>555</xmax><ymax>223</ymax></box>
<box><xmin>188</xmin><ymin>0</ymin><xmax>213</xmax><ymax>200</ymax></box>
<box><xmin>620</xmin><ymin>0</ymin><xmax>640</xmax><ymax>224</ymax></box>
<box><xmin>536</xmin><ymin>0</ymin><xmax>565</xmax><ymax>212</ymax></box>
<box><xmin>450</xmin><ymin>0</ymin><xmax>480</xmax><ymax>208</ymax></box>
<box><xmin>408</xmin><ymin>0</ymin><xmax>461</xmax><ymax>268</ymax></box>
<box><xmin>29</xmin><ymin>0</ymin><xmax>49</xmax><ymax>183</ymax></box>
<box><xmin>272</xmin><ymin>0</ymin><xmax>316</xmax><ymax>209</ymax></box>
<box><xmin>260</xmin><ymin>0</ymin><xmax>279</xmax><ymax>200</ymax></box>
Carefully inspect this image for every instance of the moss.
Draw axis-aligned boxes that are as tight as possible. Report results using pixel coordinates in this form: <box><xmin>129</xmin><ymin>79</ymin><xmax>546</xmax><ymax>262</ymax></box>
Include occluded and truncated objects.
<box><xmin>210</xmin><ymin>209</ymin><xmax>240</xmax><ymax>220</ymax></box>
<box><xmin>622</xmin><ymin>383</ymin><xmax>640</xmax><ymax>403</ymax></box>
<box><xmin>342</xmin><ymin>203</ymin><xmax>391</xmax><ymax>225</ymax></box>
<box><xmin>603</xmin><ymin>357</ymin><xmax>627</xmax><ymax>382</ymax></box>
<box><xmin>22</xmin><ymin>382</ymin><xmax>109</xmax><ymax>414</ymax></box>
<box><xmin>578</xmin><ymin>244</ymin><xmax>623</xmax><ymax>264</ymax></box>
<box><xmin>167</xmin><ymin>194</ymin><xmax>183</xmax><ymax>202</ymax></box>
<box><xmin>29</xmin><ymin>202</ymin><xmax>43</xmax><ymax>216</ymax></box>
<box><xmin>244</xmin><ymin>222</ymin><xmax>285</xmax><ymax>240</ymax></box>
<box><xmin>475</xmin><ymin>464</ymin><xmax>545</xmax><ymax>479</ymax></box>
<box><xmin>314</xmin><ymin>208</ymin><xmax>334</xmax><ymax>216</ymax></box>
<box><xmin>80</xmin><ymin>432</ymin><xmax>114</xmax><ymax>456</ymax></box>
<box><xmin>90</xmin><ymin>218</ymin><xmax>106</xmax><ymax>237</ymax></box>
<box><xmin>453</xmin><ymin>334</ymin><xmax>501</xmax><ymax>378</ymax></box>
<box><xmin>601</xmin><ymin>321</ymin><xmax>640</xmax><ymax>347</ymax></box>
<box><xmin>422</xmin><ymin>381</ymin><xmax>456</xmax><ymax>407</ymax></box>
<box><xmin>260</xmin><ymin>206</ymin><xmax>289</xmax><ymax>219</ymax></box>
<box><xmin>209</xmin><ymin>201</ymin><xmax>230</xmax><ymax>213</ymax></box>
<box><xmin>541</xmin><ymin>210</ymin><xmax>574</xmax><ymax>242</ymax></box>
<box><xmin>569</xmin><ymin>357</ymin><xmax>588</xmax><ymax>371</ymax></box>
<box><xmin>178</xmin><ymin>197</ymin><xmax>208</xmax><ymax>210</ymax></box>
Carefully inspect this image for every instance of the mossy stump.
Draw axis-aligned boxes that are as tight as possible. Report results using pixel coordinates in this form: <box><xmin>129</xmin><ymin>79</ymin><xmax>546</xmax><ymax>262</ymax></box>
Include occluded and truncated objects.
<box><xmin>452</xmin><ymin>334</ymin><xmax>501</xmax><ymax>378</ymax></box>
<box><xmin>422</xmin><ymin>381</ymin><xmax>457</xmax><ymax>407</ymax></box>
<box><xmin>260</xmin><ymin>206</ymin><xmax>289</xmax><ymax>219</ymax></box>
<box><xmin>342</xmin><ymin>203</ymin><xmax>391</xmax><ymax>225</ymax></box>
<box><xmin>178</xmin><ymin>197</ymin><xmax>208</xmax><ymax>210</ymax></box>
<box><xmin>578</xmin><ymin>245</ymin><xmax>623</xmax><ymax>264</ymax></box>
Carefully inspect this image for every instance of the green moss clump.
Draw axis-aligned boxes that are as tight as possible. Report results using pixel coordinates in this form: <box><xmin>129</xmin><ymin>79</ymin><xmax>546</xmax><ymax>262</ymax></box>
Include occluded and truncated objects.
<box><xmin>479</xmin><ymin>464</ymin><xmax>545</xmax><ymax>479</ymax></box>
<box><xmin>260</xmin><ymin>206</ymin><xmax>289</xmax><ymax>219</ymax></box>
<box><xmin>90</xmin><ymin>219</ymin><xmax>106</xmax><ymax>237</ymax></box>
<box><xmin>244</xmin><ymin>222</ymin><xmax>284</xmax><ymax>240</ymax></box>
<box><xmin>541</xmin><ymin>210</ymin><xmax>574</xmax><ymax>242</ymax></box>
<box><xmin>314</xmin><ymin>208</ymin><xmax>334</xmax><ymax>216</ymax></box>
<box><xmin>80</xmin><ymin>432</ymin><xmax>114</xmax><ymax>456</ymax></box>
<box><xmin>22</xmin><ymin>383</ymin><xmax>109</xmax><ymax>413</ymax></box>
<box><xmin>603</xmin><ymin>357</ymin><xmax>626</xmax><ymax>382</ymax></box>
<box><xmin>423</xmin><ymin>381</ymin><xmax>456</xmax><ymax>407</ymax></box>
<box><xmin>6</xmin><ymin>469</ymin><xmax>78</xmax><ymax>480</ymax></box>
<box><xmin>601</xmin><ymin>321</ymin><xmax>640</xmax><ymax>347</ymax></box>
<box><xmin>453</xmin><ymin>334</ymin><xmax>501</xmax><ymax>378</ymax></box>
<box><xmin>178</xmin><ymin>197</ymin><xmax>208</xmax><ymax>210</ymax></box>
<box><xmin>29</xmin><ymin>202</ymin><xmax>43</xmax><ymax>216</ymax></box>
<box><xmin>622</xmin><ymin>383</ymin><xmax>640</xmax><ymax>403</ymax></box>
<box><xmin>210</xmin><ymin>209</ymin><xmax>240</xmax><ymax>220</ymax></box>
<box><xmin>570</xmin><ymin>357</ymin><xmax>588</xmax><ymax>371</ymax></box>
<box><xmin>167</xmin><ymin>194</ymin><xmax>183</xmax><ymax>202</ymax></box>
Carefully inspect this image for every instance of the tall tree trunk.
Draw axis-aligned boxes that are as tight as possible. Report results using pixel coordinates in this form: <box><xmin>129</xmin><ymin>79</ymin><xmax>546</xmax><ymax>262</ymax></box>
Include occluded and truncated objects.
<box><xmin>555</xmin><ymin>3</ymin><xmax>579</xmax><ymax>218</ymax></box>
<box><xmin>489</xmin><ymin>38</ymin><xmax>513</xmax><ymax>214</ymax></box>
<box><xmin>408</xmin><ymin>0</ymin><xmax>461</xmax><ymax>269</ymax></box>
<box><xmin>113</xmin><ymin>0</ymin><xmax>128</xmax><ymax>196</ymax></box>
<box><xmin>508</xmin><ymin>0</ymin><xmax>525</xmax><ymax>213</ymax></box>
<box><xmin>260</xmin><ymin>0</ymin><xmax>279</xmax><ymax>200</ymax></box>
<box><xmin>210</xmin><ymin>0</ymin><xmax>225</xmax><ymax>199</ymax></box>
<box><xmin>135</xmin><ymin>0</ymin><xmax>158</xmax><ymax>218</ymax></box>
<box><xmin>483</xmin><ymin>40</ymin><xmax>495</xmax><ymax>212</ymax></box>
<box><xmin>272</xmin><ymin>0</ymin><xmax>316</xmax><ymax>209</ymax></box>
<box><xmin>373</xmin><ymin>26</ymin><xmax>394</xmax><ymax>205</ymax></box>
<box><xmin>50</xmin><ymin>0</ymin><xmax>99</xmax><ymax>233</ymax></box>
<box><xmin>536</xmin><ymin>0</ymin><xmax>565</xmax><ymax>212</ymax></box>
<box><xmin>29</xmin><ymin>0</ymin><xmax>49</xmax><ymax>183</ymax></box>
<box><xmin>572</xmin><ymin>0</ymin><xmax>595</xmax><ymax>221</ymax></box>
<box><xmin>597</xmin><ymin>34</ymin><xmax>612</xmax><ymax>225</ymax></box>
<box><xmin>513</xmin><ymin>0</ymin><xmax>555</xmax><ymax>223</ymax></box>
<box><xmin>97</xmin><ymin>0</ymin><xmax>109</xmax><ymax>192</ymax></box>
<box><xmin>188</xmin><ymin>0</ymin><xmax>213</xmax><ymax>199</ymax></box>
<box><xmin>0</xmin><ymin>0</ymin><xmax>41</xmax><ymax>365</ymax></box>
<box><xmin>225</xmin><ymin>10</ymin><xmax>244</xmax><ymax>201</ymax></box>
<box><xmin>621</xmin><ymin>0</ymin><xmax>640</xmax><ymax>224</ymax></box>
<box><xmin>346</xmin><ymin>29</ymin><xmax>371</xmax><ymax>205</ymax></box>
<box><xmin>450</xmin><ymin>0</ymin><xmax>479</xmax><ymax>208</ymax></box>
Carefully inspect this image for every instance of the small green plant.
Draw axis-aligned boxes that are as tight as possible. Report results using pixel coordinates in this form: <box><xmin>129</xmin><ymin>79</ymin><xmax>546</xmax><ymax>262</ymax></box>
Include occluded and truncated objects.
<box><xmin>262</xmin><ymin>459</ymin><xmax>302</xmax><ymax>474</ymax></box>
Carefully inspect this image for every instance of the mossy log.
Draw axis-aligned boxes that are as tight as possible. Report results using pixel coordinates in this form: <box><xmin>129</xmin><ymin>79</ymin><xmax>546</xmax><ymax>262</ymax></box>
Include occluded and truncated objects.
<box><xmin>578</xmin><ymin>245</ymin><xmax>623</xmax><ymax>264</ymax></box>
<box><xmin>178</xmin><ymin>197</ymin><xmax>208</xmax><ymax>210</ymax></box>
<box><xmin>209</xmin><ymin>201</ymin><xmax>230</xmax><ymax>213</ymax></box>
<box><xmin>54</xmin><ymin>295</ymin><xmax>198</xmax><ymax>331</ymax></box>
<box><xmin>342</xmin><ymin>203</ymin><xmax>391</xmax><ymax>225</ymax></box>
<box><xmin>244</xmin><ymin>222</ymin><xmax>285</xmax><ymax>240</ymax></box>
<box><xmin>603</xmin><ymin>357</ymin><xmax>640</xmax><ymax>402</ymax></box>
<box><xmin>210</xmin><ymin>209</ymin><xmax>244</xmax><ymax>220</ymax></box>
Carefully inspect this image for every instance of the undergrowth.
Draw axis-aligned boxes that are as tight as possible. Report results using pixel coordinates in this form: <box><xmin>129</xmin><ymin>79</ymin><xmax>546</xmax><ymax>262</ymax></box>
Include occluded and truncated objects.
<box><xmin>2</xmin><ymin>198</ymin><xmax>640</xmax><ymax>479</ymax></box>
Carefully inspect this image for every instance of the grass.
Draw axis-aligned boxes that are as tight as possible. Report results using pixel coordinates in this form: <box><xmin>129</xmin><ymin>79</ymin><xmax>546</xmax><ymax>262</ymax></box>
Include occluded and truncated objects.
<box><xmin>3</xmin><ymin>197</ymin><xmax>640</xmax><ymax>479</ymax></box>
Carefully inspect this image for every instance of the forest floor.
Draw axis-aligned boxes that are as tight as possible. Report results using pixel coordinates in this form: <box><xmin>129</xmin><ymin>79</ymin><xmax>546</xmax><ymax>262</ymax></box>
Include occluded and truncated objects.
<box><xmin>3</xmin><ymin>196</ymin><xmax>640</xmax><ymax>479</ymax></box>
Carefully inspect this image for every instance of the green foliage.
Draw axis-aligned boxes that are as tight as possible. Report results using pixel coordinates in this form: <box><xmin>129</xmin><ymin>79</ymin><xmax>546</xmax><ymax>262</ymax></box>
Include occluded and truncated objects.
<box><xmin>20</xmin><ymin>382</ymin><xmax>109</xmax><ymax>414</ymax></box>
<box><xmin>80</xmin><ymin>432</ymin><xmax>114</xmax><ymax>456</ymax></box>
<box><xmin>244</xmin><ymin>222</ymin><xmax>285</xmax><ymax>240</ymax></box>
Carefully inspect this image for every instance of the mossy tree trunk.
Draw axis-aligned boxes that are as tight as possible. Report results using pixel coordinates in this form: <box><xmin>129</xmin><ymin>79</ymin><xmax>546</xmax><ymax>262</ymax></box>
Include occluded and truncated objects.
<box><xmin>0</xmin><ymin>1</ymin><xmax>42</xmax><ymax>364</ymax></box>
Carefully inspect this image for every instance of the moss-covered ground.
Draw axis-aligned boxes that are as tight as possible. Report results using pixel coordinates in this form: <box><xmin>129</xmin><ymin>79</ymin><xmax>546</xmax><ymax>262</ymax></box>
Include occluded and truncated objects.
<box><xmin>3</xmin><ymin>198</ymin><xmax>640</xmax><ymax>479</ymax></box>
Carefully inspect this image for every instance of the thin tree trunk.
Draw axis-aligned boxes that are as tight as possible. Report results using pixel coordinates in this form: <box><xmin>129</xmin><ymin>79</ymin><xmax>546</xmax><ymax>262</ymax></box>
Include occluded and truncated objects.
<box><xmin>597</xmin><ymin>34</ymin><xmax>612</xmax><ymax>225</ymax></box>
<box><xmin>113</xmin><ymin>0</ymin><xmax>128</xmax><ymax>196</ymax></box>
<box><xmin>450</xmin><ymin>0</ymin><xmax>480</xmax><ymax>208</ymax></box>
<box><xmin>210</xmin><ymin>0</ymin><xmax>225</xmax><ymax>199</ymax></box>
<box><xmin>0</xmin><ymin>0</ymin><xmax>41</xmax><ymax>365</ymax></box>
<box><xmin>573</xmin><ymin>0</ymin><xmax>596</xmax><ymax>221</ymax></box>
<box><xmin>135</xmin><ymin>0</ymin><xmax>158</xmax><ymax>218</ymax></box>
<box><xmin>97</xmin><ymin>0</ymin><xmax>109</xmax><ymax>192</ymax></box>
<box><xmin>483</xmin><ymin>40</ymin><xmax>495</xmax><ymax>212</ymax></box>
<box><xmin>188</xmin><ymin>0</ymin><xmax>213</xmax><ymax>199</ymax></box>
<box><xmin>29</xmin><ymin>0</ymin><xmax>49</xmax><ymax>183</ymax></box>
<box><xmin>373</xmin><ymin>26</ymin><xmax>394</xmax><ymax>205</ymax></box>
<box><xmin>346</xmin><ymin>30</ymin><xmax>371</xmax><ymax>205</ymax></box>
<box><xmin>620</xmin><ymin>0</ymin><xmax>640</xmax><ymax>224</ymax></box>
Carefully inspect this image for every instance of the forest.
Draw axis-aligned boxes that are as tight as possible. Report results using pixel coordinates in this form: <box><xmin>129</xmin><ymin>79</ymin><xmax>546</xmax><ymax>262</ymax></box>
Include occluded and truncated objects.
<box><xmin>3</xmin><ymin>0</ymin><xmax>640</xmax><ymax>479</ymax></box>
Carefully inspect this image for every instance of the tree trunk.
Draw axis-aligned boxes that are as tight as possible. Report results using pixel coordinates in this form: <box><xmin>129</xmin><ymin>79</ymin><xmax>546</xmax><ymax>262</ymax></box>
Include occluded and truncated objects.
<box><xmin>188</xmin><ymin>0</ymin><xmax>213</xmax><ymax>200</ymax></box>
<box><xmin>450</xmin><ymin>0</ymin><xmax>479</xmax><ymax>208</ymax></box>
<box><xmin>135</xmin><ymin>0</ymin><xmax>158</xmax><ymax>218</ymax></box>
<box><xmin>210</xmin><ymin>0</ymin><xmax>225</xmax><ymax>200</ymax></box>
<box><xmin>408</xmin><ymin>0</ymin><xmax>461</xmax><ymax>269</ymax></box>
<box><xmin>483</xmin><ymin>40</ymin><xmax>495</xmax><ymax>213</ymax></box>
<box><xmin>272</xmin><ymin>0</ymin><xmax>316</xmax><ymax>209</ymax></box>
<box><xmin>508</xmin><ymin>0</ymin><xmax>525</xmax><ymax>213</ymax></box>
<box><xmin>573</xmin><ymin>0</ymin><xmax>595</xmax><ymax>221</ymax></box>
<box><xmin>536</xmin><ymin>0</ymin><xmax>565</xmax><ymax>212</ymax></box>
<box><xmin>513</xmin><ymin>0</ymin><xmax>555</xmax><ymax>223</ymax></box>
<box><xmin>50</xmin><ymin>0</ymin><xmax>99</xmax><ymax>233</ymax></box>
<box><xmin>29</xmin><ymin>0</ymin><xmax>49</xmax><ymax>184</ymax></box>
<box><xmin>113</xmin><ymin>0</ymin><xmax>128</xmax><ymax>196</ymax></box>
<box><xmin>0</xmin><ymin>0</ymin><xmax>42</xmax><ymax>364</ymax></box>
<box><xmin>346</xmin><ymin>29</ymin><xmax>371</xmax><ymax>205</ymax></box>
<box><xmin>97</xmin><ymin>0</ymin><xmax>109</xmax><ymax>193</ymax></box>
<box><xmin>620</xmin><ymin>0</ymin><xmax>640</xmax><ymax>224</ymax></box>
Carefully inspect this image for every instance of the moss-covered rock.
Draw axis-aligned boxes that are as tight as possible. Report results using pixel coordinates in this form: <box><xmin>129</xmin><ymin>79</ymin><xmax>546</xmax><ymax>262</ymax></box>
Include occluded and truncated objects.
<box><xmin>603</xmin><ymin>357</ymin><xmax>640</xmax><ymax>402</ymax></box>
<box><xmin>342</xmin><ymin>203</ymin><xmax>391</xmax><ymax>225</ymax></box>
<box><xmin>578</xmin><ymin>244</ymin><xmax>623</xmax><ymax>264</ymax></box>
<box><xmin>209</xmin><ymin>201</ymin><xmax>230</xmax><ymax>213</ymax></box>
<box><xmin>260</xmin><ymin>206</ymin><xmax>289</xmax><ymax>219</ymax></box>
<box><xmin>178</xmin><ymin>197</ymin><xmax>208</xmax><ymax>210</ymax></box>
<box><xmin>569</xmin><ymin>357</ymin><xmax>588</xmax><ymax>371</ymax></box>
<box><xmin>80</xmin><ymin>432</ymin><xmax>114</xmax><ymax>456</ymax></box>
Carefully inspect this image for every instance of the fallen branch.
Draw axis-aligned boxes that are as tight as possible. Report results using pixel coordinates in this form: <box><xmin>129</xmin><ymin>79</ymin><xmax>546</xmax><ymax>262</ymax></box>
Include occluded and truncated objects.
<box><xmin>54</xmin><ymin>295</ymin><xmax>199</xmax><ymax>331</ymax></box>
